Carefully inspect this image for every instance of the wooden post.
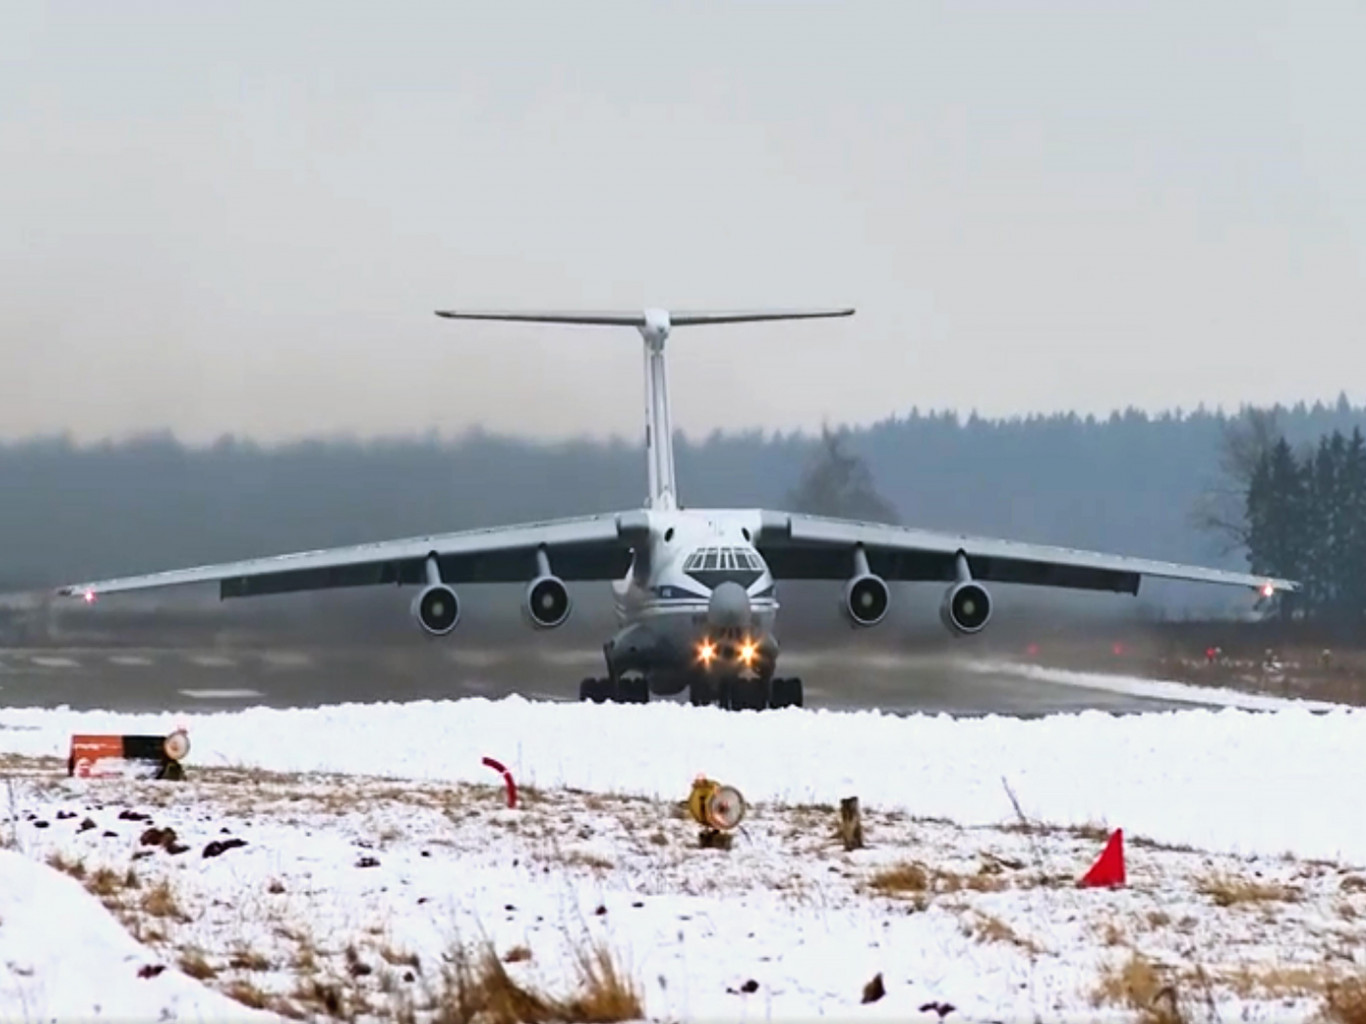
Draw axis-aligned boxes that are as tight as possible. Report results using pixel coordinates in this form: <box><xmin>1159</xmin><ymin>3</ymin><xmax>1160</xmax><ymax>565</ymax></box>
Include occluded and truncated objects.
<box><xmin>839</xmin><ymin>796</ymin><xmax>864</xmax><ymax>851</ymax></box>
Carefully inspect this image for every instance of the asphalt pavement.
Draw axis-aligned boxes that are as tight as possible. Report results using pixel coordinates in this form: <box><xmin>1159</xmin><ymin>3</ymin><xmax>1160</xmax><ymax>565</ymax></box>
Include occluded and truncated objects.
<box><xmin>0</xmin><ymin>643</ymin><xmax>1193</xmax><ymax>716</ymax></box>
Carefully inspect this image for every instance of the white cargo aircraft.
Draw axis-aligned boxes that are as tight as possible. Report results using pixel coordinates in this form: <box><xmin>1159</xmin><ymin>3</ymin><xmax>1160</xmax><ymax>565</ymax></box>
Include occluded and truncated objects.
<box><xmin>56</xmin><ymin>308</ymin><xmax>1297</xmax><ymax>711</ymax></box>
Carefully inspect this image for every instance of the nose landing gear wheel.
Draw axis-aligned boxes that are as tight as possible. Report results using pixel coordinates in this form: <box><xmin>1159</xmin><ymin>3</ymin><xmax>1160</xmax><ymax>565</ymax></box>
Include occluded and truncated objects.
<box><xmin>729</xmin><ymin>677</ymin><xmax>770</xmax><ymax>711</ymax></box>
<box><xmin>690</xmin><ymin>679</ymin><xmax>719</xmax><ymax>706</ymax></box>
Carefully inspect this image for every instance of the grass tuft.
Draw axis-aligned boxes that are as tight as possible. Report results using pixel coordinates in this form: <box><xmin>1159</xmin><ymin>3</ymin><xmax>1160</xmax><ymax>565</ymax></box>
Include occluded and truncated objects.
<box><xmin>1198</xmin><ymin>872</ymin><xmax>1298</xmax><ymax>907</ymax></box>
<box><xmin>433</xmin><ymin>930</ymin><xmax>641</xmax><ymax>1024</ymax></box>
<box><xmin>1324</xmin><ymin>976</ymin><xmax>1366</xmax><ymax>1024</ymax></box>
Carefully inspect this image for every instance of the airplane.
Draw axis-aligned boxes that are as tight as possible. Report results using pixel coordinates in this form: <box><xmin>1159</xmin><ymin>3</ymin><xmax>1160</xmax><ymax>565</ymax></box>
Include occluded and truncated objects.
<box><xmin>53</xmin><ymin>307</ymin><xmax>1298</xmax><ymax>711</ymax></box>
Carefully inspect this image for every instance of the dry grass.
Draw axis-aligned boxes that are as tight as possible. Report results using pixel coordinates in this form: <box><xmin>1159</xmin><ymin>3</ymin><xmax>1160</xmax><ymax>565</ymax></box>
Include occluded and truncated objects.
<box><xmin>1198</xmin><ymin>871</ymin><xmax>1299</xmax><ymax>907</ymax></box>
<box><xmin>1219</xmin><ymin>962</ymin><xmax>1337</xmax><ymax>1000</ymax></box>
<box><xmin>869</xmin><ymin>861</ymin><xmax>930</xmax><ymax>893</ymax></box>
<box><xmin>1093</xmin><ymin>950</ymin><xmax>1184</xmax><ymax>1024</ymax></box>
<box><xmin>867</xmin><ymin>859</ymin><xmax>1012</xmax><ymax>900</ymax></box>
<box><xmin>140</xmin><ymin>877</ymin><xmax>187</xmax><ymax>920</ymax></box>
<box><xmin>963</xmin><ymin>910</ymin><xmax>1046</xmax><ymax>955</ymax></box>
<box><xmin>225</xmin><ymin>978</ymin><xmax>271</xmax><ymax>1011</ymax></box>
<box><xmin>46</xmin><ymin>848</ymin><xmax>85</xmax><ymax>879</ymax></box>
<box><xmin>560</xmin><ymin>849</ymin><xmax>615</xmax><ymax>872</ymax></box>
<box><xmin>1324</xmin><ymin>976</ymin><xmax>1366</xmax><ymax>1024</ymax></box>
<box><xmin>433</xmin><ymin>931</ymin><xmax>642</xmax><ymax>1024</ymax></box>
<box><xmin>178</xmin><ymin>949</ymin><xmax>218</xmax><ymax>980</ymax></box>
<box><xmin>229</xmin><ymin>947</ymin><xmax>273</xmax><ymax>971</ymax></box>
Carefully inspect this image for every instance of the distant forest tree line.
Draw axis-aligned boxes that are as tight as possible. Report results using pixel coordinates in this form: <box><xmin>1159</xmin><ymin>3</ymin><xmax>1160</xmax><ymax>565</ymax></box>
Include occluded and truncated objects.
<box><xmin>2</xmin><ymin>394</ymin><xmax>1364</xmax><ymax>633</ymax></box>
<box><xmin>1229</xmin><ymin>421</ymin><xmax>1366</xmax><ymax>624</ymax></box>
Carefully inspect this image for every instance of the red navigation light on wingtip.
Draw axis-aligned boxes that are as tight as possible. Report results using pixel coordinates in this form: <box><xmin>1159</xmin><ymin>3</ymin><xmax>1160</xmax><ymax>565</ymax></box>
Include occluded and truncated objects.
<box><xmin>1261</xmin><ymin>582</ymin><xmax>1275</xmax><ymax>598</ymax></box>
<box><xmin>82</xmin><ymin>590</ymin><xmax>96</xmax><ymax>604</ymax></box>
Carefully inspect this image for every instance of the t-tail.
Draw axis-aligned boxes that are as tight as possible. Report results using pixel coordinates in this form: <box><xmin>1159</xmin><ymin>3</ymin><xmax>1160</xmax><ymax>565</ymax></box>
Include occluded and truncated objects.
<box><xmin>434</xmin><ymin>307</ymin><xmax>855</xmax><ymax>510</ymax></box>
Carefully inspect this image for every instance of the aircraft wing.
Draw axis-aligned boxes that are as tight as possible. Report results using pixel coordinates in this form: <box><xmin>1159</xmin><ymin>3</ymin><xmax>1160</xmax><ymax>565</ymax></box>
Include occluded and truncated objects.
<box><xmin>752</xmin><ymin>511</ymin><xmax>1298</xmax><ymax>595</ymax></box>
<box><xmin>55</xmin><ymin>511</ymin><xmax>651</xmax><ymax>601</ymax></box>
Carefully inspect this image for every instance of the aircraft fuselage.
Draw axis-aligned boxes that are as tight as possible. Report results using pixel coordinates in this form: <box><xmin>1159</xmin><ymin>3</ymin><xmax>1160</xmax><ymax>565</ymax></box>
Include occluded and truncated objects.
<box><xmin>596</xmin><ymin>508</ymin><xmax>786</xmax><ymax>706</ymax></box>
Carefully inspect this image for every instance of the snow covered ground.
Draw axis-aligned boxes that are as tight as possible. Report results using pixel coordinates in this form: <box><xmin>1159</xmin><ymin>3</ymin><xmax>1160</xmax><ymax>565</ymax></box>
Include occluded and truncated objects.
<box><xmin>3</xmin><ymin>665</ymin><xmax>1366</xmax><ymax>1022</ymax></box>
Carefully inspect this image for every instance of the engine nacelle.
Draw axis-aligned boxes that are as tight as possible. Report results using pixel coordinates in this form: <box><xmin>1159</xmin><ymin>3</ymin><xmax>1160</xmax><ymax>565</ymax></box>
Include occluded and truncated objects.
<box><xmin>841</xmin><ymin>573</ymin><xmax>890</xmax><ymax>627</ymax></box>
<box><xmin>411</xmin><ymin>583</ymin><xmax>461</xmax><ymax>636</ymax></box>
<box><xmin>940</xmin><ymin>580</ymin><xmax>992</xmax><ymax>635</ymax></box>
<box><xmin>523</xmin><ymin>574</ymin><xmax>571</xmax><ymax>629</ymax></box>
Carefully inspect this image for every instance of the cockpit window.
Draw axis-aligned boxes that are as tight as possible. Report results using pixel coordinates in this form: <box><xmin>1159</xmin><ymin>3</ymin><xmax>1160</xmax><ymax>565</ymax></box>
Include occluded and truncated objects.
<box><xmin>684</xmin><ymin>545</ymin><xmax>765</xmax><ymax>589</ymax></box>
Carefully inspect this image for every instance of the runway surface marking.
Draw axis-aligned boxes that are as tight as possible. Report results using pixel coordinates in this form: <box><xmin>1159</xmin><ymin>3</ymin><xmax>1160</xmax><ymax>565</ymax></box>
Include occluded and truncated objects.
<box><xmin>29</xmin><ymin>656</ymin><xmax>80</xmax><ymax>668</ymax></box>
<box><xmin>187</xmin><ymin>655</ymin><xmax>238</xmax><ymax>668</ymax></box>
<box><xmin>177</xmin><ymin>688</ymin><xmax>264</xmax><ymax>699</ymax></box>
<box><xmin>259</xmin><ymin>652</ymin><xmax>315</xmax><ymax>667</ymax></box>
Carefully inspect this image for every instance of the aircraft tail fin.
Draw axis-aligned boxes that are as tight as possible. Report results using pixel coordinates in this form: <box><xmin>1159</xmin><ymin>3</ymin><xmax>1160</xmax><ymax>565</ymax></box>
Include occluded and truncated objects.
<box><xmin>433</xmin><ymin>307</ymin><xmax>856</xmax><ymax>511</ymax></box>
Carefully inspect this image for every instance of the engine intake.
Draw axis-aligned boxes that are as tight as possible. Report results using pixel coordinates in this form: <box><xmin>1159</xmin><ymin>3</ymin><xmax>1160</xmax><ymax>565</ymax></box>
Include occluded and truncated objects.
<box><xmin>524</xmin><ymin>575</ymin><xmax>571</xmax><ymax>629</ymax></box>
<box><xmin>940</xmin><ymin>580</ymin><xmax>991</xmax><ymax>635</ymax></box>
<box><xmin>842</xmin><ymin>573</ymin><xmax>890</xmax><ymax>627</ymax></box>
<box><xmin>411</xmin><ymin>583</ymin><xmax>460</xmax><ymax>636</ymax></box>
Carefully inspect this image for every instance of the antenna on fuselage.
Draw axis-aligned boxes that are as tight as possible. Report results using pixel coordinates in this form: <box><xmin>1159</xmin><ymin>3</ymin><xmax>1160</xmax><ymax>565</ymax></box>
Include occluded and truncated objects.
<box><xmin>433</xmin><ymin>307</ymin><xmax>856</xmax><ymax>511</ymax></box>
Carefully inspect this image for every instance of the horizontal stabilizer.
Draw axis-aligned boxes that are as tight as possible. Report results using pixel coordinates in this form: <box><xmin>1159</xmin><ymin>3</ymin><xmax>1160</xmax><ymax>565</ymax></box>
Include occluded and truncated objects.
<box><xmin>433</xmin><ymin>307</ymin><xmax>854</xmax><ymax>327</ymax></box>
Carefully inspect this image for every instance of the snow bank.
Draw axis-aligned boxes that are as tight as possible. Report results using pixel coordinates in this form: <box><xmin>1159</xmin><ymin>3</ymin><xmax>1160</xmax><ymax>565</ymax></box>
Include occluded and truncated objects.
<box><xmin>0</xmin><ymin>849</ymin><xmax>280</xmax><ymax>1021</ymax></box>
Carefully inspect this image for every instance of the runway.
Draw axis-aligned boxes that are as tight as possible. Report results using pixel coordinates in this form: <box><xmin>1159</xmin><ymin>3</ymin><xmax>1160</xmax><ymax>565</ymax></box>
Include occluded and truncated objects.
<box><xmin>0</xmin><ymin>643</ymin><xmax>1198</xmax><ymax>716</ymax></box>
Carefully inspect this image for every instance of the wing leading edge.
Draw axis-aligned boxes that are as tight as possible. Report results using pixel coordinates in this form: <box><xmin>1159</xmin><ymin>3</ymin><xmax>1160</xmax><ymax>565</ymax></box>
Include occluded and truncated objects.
<box><xmin>56</xmin><ymin>511</ymin><xmax>651</xmax><ymax>601</ymax></box>
<box><xmin>753</xmin><ymin>511</ymin><xmax>1297</xmax><ymax>595</ymax></box>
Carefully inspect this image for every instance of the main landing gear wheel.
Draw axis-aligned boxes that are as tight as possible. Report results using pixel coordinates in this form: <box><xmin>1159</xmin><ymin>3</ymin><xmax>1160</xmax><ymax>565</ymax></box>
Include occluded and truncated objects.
<box><xmin>578</xmin><ymin>676</ymin><xmax>648</xmax><ymax>704</ymax></box>
<box><xmin>770</xmin><ymin>677</ymin><xmax>804</xmax><ymax>709</ymax></box>
<box><xmin>689</xmin><ymin>676</ymin><xmax>804</xmax><ymax>711</ymax></box>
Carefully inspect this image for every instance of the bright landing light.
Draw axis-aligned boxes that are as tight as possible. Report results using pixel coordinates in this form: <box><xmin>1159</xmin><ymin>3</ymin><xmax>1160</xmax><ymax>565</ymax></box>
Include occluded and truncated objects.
<box><xmin>738</xmin><ymin>640</ymin><xmax>758</xmax><ymax>666</ymax></box>
<box><xmin>698</xmin><ymin>641</ymin><xmax>716</xmax><ymax>665</ymax></box>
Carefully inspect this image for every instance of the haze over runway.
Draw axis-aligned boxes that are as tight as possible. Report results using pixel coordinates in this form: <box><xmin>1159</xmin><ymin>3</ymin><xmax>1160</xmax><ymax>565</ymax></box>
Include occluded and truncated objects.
<box><xmin>0</xmin><ymin>641</ymin><xmax>1199</xmax><ymax>717</ymax></box>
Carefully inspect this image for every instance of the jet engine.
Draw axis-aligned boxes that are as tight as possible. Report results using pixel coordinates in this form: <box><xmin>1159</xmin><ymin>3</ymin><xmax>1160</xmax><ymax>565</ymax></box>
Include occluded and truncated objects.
<box><xmin>523</xmin><ymin>574</ymin><xmax>572</xmax><ymax>629</ymax></box>
<box><xmin>411</xmin><ymin>583</ymin><xmax>461</xmax><ymax>636</ymax></box>
<box><xmin>842</xmin><ymin>573</ymin><xmax>890</xmax><ymax>627</ymax></box>
<box><xmin>939</xmin><ymin>580</ymin><xmax>991</xmax><ymax>635</ymax></box>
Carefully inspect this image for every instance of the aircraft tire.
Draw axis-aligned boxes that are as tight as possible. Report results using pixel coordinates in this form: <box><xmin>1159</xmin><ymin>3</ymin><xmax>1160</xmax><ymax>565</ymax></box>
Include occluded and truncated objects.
<box><xmin>689</xmin><ymin>679</ymin><xmax>718</xmax><ymax>706</ymax></box>
<box><xmin>616</xmin><ymin>676</ymin><xmax>649</xmax><ymax>704</ymax></box>
<box><xmin>770</xmin><ymin>677</ymin><xmax>803</xmax><ymax>709</ymax></box>
<box><xmin>580</xmin><ymin>677</ymin><xmax>611</xmax><ymax>703</ymax></box>
<box><xmin>731</xmin><ymin>677</ymin><xmax>769</xmax><ymax>712</ymax></box>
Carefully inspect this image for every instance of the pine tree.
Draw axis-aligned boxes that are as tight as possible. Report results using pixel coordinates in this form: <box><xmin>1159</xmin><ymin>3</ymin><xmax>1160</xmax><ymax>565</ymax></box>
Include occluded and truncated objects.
<box><xmin>1341</xmin><ymin>428</ymin><xmax>1366</xmax><ymax>623</ymax></box>
<box><xmin>1304</xmin><ymin>435</ymin><xmax>1337</xmax><ymax>616</ymax></box>
<box><xmin>1247</xmin><ymin>438</ymin><xmax>1310</xmax><ymax>619</ymax></box>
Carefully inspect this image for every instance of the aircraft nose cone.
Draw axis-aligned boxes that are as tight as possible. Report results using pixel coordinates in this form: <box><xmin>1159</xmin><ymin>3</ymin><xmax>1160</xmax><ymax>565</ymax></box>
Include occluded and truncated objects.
<box><xmin>708</xmin><ymin>581</ymin><xmax>752</xmax><ymax>628</ymax></box>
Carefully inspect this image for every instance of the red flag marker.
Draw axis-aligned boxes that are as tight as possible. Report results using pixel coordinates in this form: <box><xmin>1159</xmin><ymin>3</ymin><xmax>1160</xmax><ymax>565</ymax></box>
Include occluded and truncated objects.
<box><xmin>1079</xmin><ymin>828</ymin><xmax>1126</xmax><ymax>888</ymax></box>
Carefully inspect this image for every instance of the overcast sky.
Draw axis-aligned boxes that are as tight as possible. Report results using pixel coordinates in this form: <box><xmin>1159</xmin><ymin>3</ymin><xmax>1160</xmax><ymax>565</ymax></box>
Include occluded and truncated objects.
<box><xmin>2</xmin><ymin>1</ymin><xmax>1362</xmax><ymax>445</ymax></box>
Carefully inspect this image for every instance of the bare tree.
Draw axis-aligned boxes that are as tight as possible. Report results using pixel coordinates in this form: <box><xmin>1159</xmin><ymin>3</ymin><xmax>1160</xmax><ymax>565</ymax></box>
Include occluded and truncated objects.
<box><xmin>784</xmin><ymin>425</ymin><xmax>900</xmax><ymax>524</ymax></box>
<box><xmin>1189</xmin><ymin>406</ymin><xmax>1282</xmax><ymax>556</ymax></box>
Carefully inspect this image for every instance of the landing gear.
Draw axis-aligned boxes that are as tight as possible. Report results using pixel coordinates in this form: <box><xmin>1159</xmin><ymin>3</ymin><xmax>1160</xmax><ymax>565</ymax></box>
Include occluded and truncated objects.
<box><xmin>691</xmin><ymin>675</ymin><xmax>803</xmax><ymax>711</ymax></box>
<box><xmin>770</xmin><ymin>677</ymin><xmax>804</xmax><ymax>709</ymax></box>
<box><xmin>578</xmin><ymin>676</ymin><xmax>648</xmax><ymax>704</ymax></box>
